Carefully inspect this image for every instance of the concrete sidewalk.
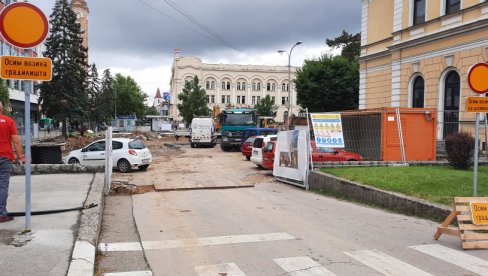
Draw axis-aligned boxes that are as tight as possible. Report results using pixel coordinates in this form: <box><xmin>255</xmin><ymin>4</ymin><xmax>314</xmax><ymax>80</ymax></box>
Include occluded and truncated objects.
<box><xmin>0</xmin><ymin>173</ymin><xmax>103</xmax><ymax>276</ymax></box>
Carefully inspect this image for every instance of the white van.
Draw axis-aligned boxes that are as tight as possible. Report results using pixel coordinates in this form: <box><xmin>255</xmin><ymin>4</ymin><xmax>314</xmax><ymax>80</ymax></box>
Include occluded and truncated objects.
<box><xmin>190</xmin><ymin>117</ymin><xmax>217</xmax><ymax>148</ymax></box>
<box><xmin>250</xmin><ymin>134</ymin><xmax>278</xmax><ymax>166</ymax></box>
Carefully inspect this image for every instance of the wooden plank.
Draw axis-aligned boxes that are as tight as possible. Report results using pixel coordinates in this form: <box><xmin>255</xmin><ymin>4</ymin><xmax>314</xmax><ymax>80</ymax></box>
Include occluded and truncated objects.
<box><xmin>434</xmin><ymin>209</ymin><xmax>458</xmax><ymax>240</ymax></box>
<box><xmin>455</xmin><ymin>206</ymin><xmax>471</xmax><ymax>212</ymax></box>
<box><xmin>459</xmin><ymin>224</ymin><xmax>488</xmax><ymax>231</ymax></box>
<box><xmin>462</xmin><ymin>241</ymin><xmax>488</xmax><ymax>249</ymax></box>
<box><xmin>435</xmin><ymin>226</ymin><xmax>460</xmax><ymax>237</ymax></box>
<box><xmin>457</xmin><ymin>214</ymin><xmax>473</xmax><ymax>221</ymax></box>
<box><xmin>455</xmin><ymin>197</ymin><xmax>488</xmax><ymax>203</ymax></box>
<box><xmin>461</xmin><ymin>233</ymin><xmax>488</xmax><ymax>240</ymax></box>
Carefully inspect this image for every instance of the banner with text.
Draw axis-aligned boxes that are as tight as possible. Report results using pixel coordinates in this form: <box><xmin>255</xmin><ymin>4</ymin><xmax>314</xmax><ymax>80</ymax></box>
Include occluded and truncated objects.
<box><xmin>310</xmin><ymin>113</ymin><xmax>345</xmax><ymax>148</ymax></box>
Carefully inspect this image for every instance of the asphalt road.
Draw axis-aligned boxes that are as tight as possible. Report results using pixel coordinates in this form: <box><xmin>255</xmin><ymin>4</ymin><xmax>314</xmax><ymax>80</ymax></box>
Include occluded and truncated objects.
<box><xmin>97</xmin><ymin>144</ymin><xmax>488</xmax><ymax>276</ymax></box>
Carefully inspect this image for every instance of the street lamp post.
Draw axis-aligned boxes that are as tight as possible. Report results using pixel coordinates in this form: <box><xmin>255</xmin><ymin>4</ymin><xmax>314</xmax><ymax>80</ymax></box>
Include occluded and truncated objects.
<box><xmin>278</xmin><ymin>41</ymin><xmax>302</xmax><ymax>130</ymax></box>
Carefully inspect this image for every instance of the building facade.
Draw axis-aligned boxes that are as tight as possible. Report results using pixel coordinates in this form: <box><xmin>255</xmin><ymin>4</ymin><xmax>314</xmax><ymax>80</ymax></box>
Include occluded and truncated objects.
<box><xmin>360</xmin><ymin>0</ymin><xmax>488</xmax><ymax>140</ymax></box>
<box><xmin>71</xmin><ymin>0</ymin><xmax>89</xmax><ymax>51</ymax></box>
<box><xmin>169</xmin><ymin>56</ymin><xmax>300</xmax><ymax>123</ymax></box>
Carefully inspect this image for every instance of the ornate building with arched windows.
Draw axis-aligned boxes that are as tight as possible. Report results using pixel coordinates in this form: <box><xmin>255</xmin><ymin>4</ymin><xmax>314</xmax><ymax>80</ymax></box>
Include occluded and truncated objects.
<box><xmin>169</xmin><ymin>56</ymin><xmax>301</xmax><ymax>123</ymax></box>
<box><xmin>360</xmin><ymin>0</ymin><xmax>488</xmax><ymax>141</ymax></box>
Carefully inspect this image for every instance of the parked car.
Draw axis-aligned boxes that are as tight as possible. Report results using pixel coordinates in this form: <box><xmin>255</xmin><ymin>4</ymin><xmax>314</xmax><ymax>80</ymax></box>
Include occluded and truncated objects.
<box><xmin>250</xmin><ymin>135</ymin><xmax>278</xmax><ymax>167</ymax></box>
<box><xmin>261</xmin><ymin>141</ymin><xmax>363</xmax><ymax>170</ymax></box>
<box><xmin>63</xmin><ymin>138</ymin><xmax>152</xmax><ymax>172</ymax></box>
<box><xmin>261</xmin><ymin>140</ymin><xmax>276</xmax><ymax>170</ymax></box>
<box><xmin>241</xmin><ymin>135</ymin><xmax>257</xmax><ymax>161</ymax></box>
<box><xmin>241</xmin><ymin>127</ymin><xmax>279</xmax><ymax>144</ymax></box>
<box><xmin>311</xmin><ymin>141</ymin><xmax>363</xmax><ymax>162</ymax></box>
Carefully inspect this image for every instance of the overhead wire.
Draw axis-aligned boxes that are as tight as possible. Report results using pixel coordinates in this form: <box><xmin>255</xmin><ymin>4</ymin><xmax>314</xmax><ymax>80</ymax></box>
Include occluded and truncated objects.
<box><xmin>139</xmin><ymin>0</ymin><xmax>273</xmax><ymax>65</ymax></box>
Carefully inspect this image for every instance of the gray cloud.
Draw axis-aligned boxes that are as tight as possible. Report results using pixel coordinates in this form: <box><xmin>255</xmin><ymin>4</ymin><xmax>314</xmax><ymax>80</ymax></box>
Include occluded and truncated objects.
<box><xmin>29</xmin><ymin>0</ymin><xmax>361</xmax><ymax>96</ymax></box>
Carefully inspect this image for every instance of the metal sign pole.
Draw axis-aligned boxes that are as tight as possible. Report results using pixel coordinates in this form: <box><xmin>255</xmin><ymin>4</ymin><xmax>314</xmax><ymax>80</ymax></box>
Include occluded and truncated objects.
<box><xmin>24</xmin><ymin>91</ymin><xmax>32</xmax><ymax>231</ymax></box>
<box><xmin>473</xmin><ymin>112</ymin><xmax>480</xmax><ymax>197</ymax></box>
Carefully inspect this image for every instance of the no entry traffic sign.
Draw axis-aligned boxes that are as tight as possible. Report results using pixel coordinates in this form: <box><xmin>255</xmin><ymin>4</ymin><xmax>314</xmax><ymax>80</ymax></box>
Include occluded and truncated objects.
<box><xmin>0</xmin><ymin>2</ymin><xmax>48</xmax><ymax>48</ymax></box>
<box><xmin>467</xmin><ymin>63</ymin><xmax>488</xmax><ymax>94</ymax></box>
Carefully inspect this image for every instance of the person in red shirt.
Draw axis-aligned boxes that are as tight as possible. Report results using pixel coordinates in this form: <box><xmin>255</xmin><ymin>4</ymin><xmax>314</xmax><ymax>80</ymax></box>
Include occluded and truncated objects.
<box><xmin>0</xmin><ymin>101</ymin><xmax>25</xmax><ymax>223</ymax></box>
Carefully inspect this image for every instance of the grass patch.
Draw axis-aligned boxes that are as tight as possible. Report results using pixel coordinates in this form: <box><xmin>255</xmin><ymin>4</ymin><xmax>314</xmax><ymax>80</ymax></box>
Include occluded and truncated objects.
<box><xmin>320</xmin><ymin>165</ymin><xmax>488</xmax><ymax>206</ymax></box>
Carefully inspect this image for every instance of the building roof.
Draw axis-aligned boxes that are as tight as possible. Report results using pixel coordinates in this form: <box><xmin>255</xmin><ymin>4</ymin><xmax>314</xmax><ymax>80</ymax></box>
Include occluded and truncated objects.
<box><xmin>155</xmin><ymin>87</ymin><xmax>162</xmax><ymax>98</ymax></box>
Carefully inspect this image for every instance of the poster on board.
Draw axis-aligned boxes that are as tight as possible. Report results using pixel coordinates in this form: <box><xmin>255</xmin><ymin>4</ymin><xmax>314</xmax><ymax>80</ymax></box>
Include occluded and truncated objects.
<box><xmin>273</xmin><ymin>130</ymin><xmax>309</xmax><ymax>188</ymax></box>
<box><xmin>310</xmin><ymin>113</ymin><xmax>345</xmax><ymax>148</ymax></box>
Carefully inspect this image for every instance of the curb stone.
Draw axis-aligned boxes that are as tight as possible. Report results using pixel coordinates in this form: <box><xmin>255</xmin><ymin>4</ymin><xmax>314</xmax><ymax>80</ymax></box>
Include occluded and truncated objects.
<box><xmin>308</xmin><ymin>170</ymin><xmax>451</xmax><ymax>221</ymax></box>
<box><xmin>67</xmin><ymin>172</ymin><xmax>105</xmax><ymax>276</ymax></box>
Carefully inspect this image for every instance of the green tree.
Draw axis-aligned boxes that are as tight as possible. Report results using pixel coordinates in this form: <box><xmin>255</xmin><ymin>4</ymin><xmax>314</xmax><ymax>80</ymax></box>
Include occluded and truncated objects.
<box><xmin>326</xmin><ymin>30</ymin><xmax>361</xmax><ymax>62</ymax></box>
<box><xmin>0</xmin><ymin>79</ymin><xmax>10</xmax><ymax>116</ymax></box>
<box><xmin>38</xmin><ymin>0</ymin><xmax>89</xmax><ymax>139</ymax></box>
<box><xmin>145</xmin><ymin>106</ymin><xmax>159</xmax><ymax>116</ymax></box>
<box><xmin>88</xmin><ymin>63</ymin><xmax>101</xmax><ymax>128</ymax></box>
<box><xmin>113</xmin><ymin>74</ymin><xmax>147</xmax><ymax>119</ymax></box>
<box><xmin>177</xmin><ymin>76</ymin><xmax>208</xmax><ymax>125</ymax></box>
<box><xmin>295</xmin><ymin>55</ymin><xmax>358</xmax><ymax>112</ymax></box>
<box><xmin>99</xmin><ymin>69</ymin><xmax>114</xmax><ymax>122</ymax></box>
<box><xmin>254</xmin><ymin>95</ymin><xmax>277</xmax><ymax>116</ymax></box>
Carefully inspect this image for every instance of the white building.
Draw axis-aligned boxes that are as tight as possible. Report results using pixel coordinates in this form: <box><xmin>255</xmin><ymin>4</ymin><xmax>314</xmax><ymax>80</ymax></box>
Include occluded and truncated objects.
<box><xmin>169</xmin><ymin>56</ymin><xmax>300</xmax><ymax>123</ymax></box>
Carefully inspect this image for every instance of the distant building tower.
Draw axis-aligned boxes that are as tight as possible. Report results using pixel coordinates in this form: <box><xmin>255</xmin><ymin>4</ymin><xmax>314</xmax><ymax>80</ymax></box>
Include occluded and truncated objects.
<box><xmin>153</xmin><ymin>87</ymin><xmax>163</xmax><ymax>114</ymax></box>
<box><xmin>71</xmin><ymin>0</ymin><xmax>89</xmax><ymax>52</ymax></box>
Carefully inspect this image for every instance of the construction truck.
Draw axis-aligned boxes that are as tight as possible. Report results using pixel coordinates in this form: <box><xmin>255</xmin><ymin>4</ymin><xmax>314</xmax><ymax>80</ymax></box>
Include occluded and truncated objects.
<box><xmin>220</xmin><ymin>108</ymin><xmax>258</xmax><ymax>151</ymax></box>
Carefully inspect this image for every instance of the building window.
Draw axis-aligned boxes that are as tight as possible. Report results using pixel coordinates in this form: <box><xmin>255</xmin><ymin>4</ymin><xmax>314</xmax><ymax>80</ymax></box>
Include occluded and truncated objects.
<box><xmin>252</xmin><ymin>96</ymin><xmax>256</xmax><ymax>104</ymax></box>
<box><xmin>221</xmin><ymin>81</ymin><xmax>231</xmax><ymax>90</ymax></box>
<box><xmin>242</xmin><ymin>96</ymin><xmax>246</xmax><ymax>104</ymax></box>
<box><xmin>443</xmin><ymin>71</ymin><xmax>460</xmax><ymax>138</ymax></box>
<box><xmin>237</xmin><ymin>96</ymin><xmax>241</xmax><ymax>104</ymax></box>
<box><xmin>281</xmin><ymin>97</ymin><xmax>288</xmax><ymax>105</ymax></box>
<box><xmin>206</xmin><ymin>81</ymin><xmax>211</xmax><ymax>90</ymax></box>
<box><xmin>226</xmin><ymin>95</ymin><xmax>231</xmax><ymax>104</ymax></box>
<box><xmin>206</xmin><ymin>80</ymin><xmax>216</xmax><ymax>90</ymax></box>
<box><xmin>210</xmin><ymin>95</ymin><xmax>215</xmax><ymax>104</ymax></box>
<box><xmin>412</xmin><ymin>76</ymin><xmax>424</xmax><ymax>108</ymax></box>
<box><xmin>446</xmin><ymin>0</ymin><xmax>460</xmax><ymax>14</ymax></box>
<box><xmin>221</xmin><ymin>95</ymin><xmax>226</xmax><ymax>104</ymax></box>
<box><xmin>237</xmin><ymin>81</ymin><xmax>246</xmax><ymax>91</ymax></box>
<box><xmin>267</xmin><ymin>82</ymin><xmax>276</xmax><ymax>91</ymax></box>
<box><xmin>206</xmin><ymin>95</ymin><xmax>210</xmax><ymax>103</ymax></box>
<box><xmin>282</xmin><ymin>83</ymin><xmax>289</xmax><ymax>92</ymax></box>
<box><xmin>271</xmin><ymin>96</ymin><xmax>276</xmax><ymax>104</ymax></box>
<box><xmin>257</xmin><ymin>96</ymin><xmax>261</xmax><ymax>103</ymax></box>
<box><xmin>14</xmin><ymin>80</ymin><xmax>19</xmax><ymax>90</ymax></box>
<box><xmin>413</xmin><ymin>0</ymin><xmax>425</xmax><ymax>25</ymax></box>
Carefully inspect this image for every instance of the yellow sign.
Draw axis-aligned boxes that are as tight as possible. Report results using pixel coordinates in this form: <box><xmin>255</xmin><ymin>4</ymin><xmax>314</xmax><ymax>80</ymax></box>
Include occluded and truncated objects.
<box><xmin>466</xmin><ymin>97</ymin><xmax>488</xmax><ymax>113</ymax></box>
<box><xmin>471</xmin><ymin>203</ymin><xmax>488</xmax><ymax>225</ymax></box>
<box><xmin>467</xmin><ymin>63</ymin><xmax>488</xmax><ymax>94</ymax></box>
<box><xmin>0</xmin><ymin>3</ymin><xmax>48</xmax><ymax>48</ymax></box>
<box><xmin>0</xmin><ymin>56</ymin><xmax>52</xmax><ymax>81</ymax></box>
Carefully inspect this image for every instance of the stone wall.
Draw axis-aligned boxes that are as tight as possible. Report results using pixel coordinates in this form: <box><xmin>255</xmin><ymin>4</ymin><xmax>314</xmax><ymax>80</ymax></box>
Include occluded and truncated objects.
<box><xmin>308</xmin><ymin>170</ymin><xmax>452</xmax><ymax>221</ymax></box>
<box><xmin>11</xmin><ymin>164</ymin><xmax>104</xmax><ymax>175</ymax></box>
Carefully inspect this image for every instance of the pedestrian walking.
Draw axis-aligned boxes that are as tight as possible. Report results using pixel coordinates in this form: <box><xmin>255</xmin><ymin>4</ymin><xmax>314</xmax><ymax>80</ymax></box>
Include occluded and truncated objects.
<box><xmin>0</xmin><ymin>102</ymin><xmax>25</xmax><ymax>223</ymax></box>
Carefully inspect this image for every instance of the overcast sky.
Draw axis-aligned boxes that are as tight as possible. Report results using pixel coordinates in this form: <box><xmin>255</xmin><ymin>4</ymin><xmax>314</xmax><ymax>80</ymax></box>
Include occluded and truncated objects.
<box><xmin>28</xmin><ymin>0</ymin><xmax>361</xmax><ymax>104</ymax></box>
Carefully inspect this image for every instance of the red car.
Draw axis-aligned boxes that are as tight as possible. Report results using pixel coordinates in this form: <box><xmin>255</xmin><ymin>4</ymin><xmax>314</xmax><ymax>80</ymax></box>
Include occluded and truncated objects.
<box><xmin>311</xmin><ymin>141</ymin><xmax>363</xmax><ymax>162</ymax></box>
<box><xmin>241</xmin><ymin>136</ymin><xmax>257</xmax><ymax>161</ymax></box>
<box><xmin>261</xmin><ymin>141</ymin><xmax>276</xmax><ymax>170</ymax></box>
<box><xmin>261</xmin><ymin>141</ymin><xmax>363</xmax><ymax>170</ymax></box>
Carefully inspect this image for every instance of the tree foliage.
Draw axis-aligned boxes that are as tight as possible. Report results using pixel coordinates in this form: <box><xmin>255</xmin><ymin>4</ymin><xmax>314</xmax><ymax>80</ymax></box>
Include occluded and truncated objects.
<box><xmin>38</xmin><ymin>0</ymin><xmax>89</xmax><ymax>139</ymax></box>
<box><xmin>326</xmin><ymin>30</ymin><xmax>361</xmax><ymax>62</ymax></box>
<box><xmin>295</xmin><ymin>55</ymin><xmax>359</xmax><ymax>112</ymax></box>
<box><xmin>87</xmin><ymin>63</ymin><xmax>101</xmax><ymax>126</ymax></box>
<box><xmin>113</xmin><ymin>74</ymin><xmax>147</xmax><ymax>119</ymax></box>
<box><xmin>254</xmin><ymin>95</ymin><xmax>277</xmax><ymax>116</ymax></box>
<box><xmin>145</xmin><ymin>106</ymin><xmax>159</xmax><ymax>116</ymax></box>
<box><xmin>99</xmin><ymin>69</ymin><xmax>115</xmax><ymax>122</ymax></box>
<box><xmin>177</xmin><ymin>76</ymin><xmax>208</xmax><ymax>124</ymax></box>
<box><xmin>0</xmin><ymin>79</ymin><xmax>10</xmax><ymax>116</ymax></box>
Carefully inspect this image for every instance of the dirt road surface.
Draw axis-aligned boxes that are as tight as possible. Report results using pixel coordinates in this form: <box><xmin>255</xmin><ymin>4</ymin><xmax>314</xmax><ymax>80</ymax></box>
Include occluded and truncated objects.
<box><xmin>112</xmin><ymin>138</ymin><xmax>272</xmax><ymax>190</ymax></box>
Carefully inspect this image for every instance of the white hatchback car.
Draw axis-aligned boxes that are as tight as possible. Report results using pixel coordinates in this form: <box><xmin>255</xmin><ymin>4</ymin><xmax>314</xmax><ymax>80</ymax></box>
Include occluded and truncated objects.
<box><xmin>250</xmin><ymin>135</ymin><xmax>277</xmax><ymax>167</ymax></box>
<box><xmin>63</xmin><ymin>138</ymin><xmax>152</xmax><ymax>172</ymax></box>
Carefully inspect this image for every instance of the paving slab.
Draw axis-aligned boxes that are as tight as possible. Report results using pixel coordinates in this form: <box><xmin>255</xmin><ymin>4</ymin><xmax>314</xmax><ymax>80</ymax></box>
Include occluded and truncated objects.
<box><xmin>0</xmin><ymin>174</ymin><xmax>94</xmax><ymax>276</ymax></box>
